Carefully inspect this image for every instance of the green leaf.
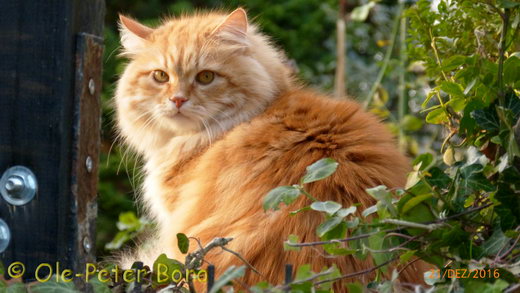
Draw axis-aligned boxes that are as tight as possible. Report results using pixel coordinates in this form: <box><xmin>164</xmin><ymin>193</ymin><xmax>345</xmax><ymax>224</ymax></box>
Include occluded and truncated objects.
<box><xmin>447</xmin><ymin>97</ymin><xmax>466</xmax><ymax>112</ymax></box>
<box><xmin>209</xmin><ymin>266</ymin><xmax>246</xmax><ymax>293</ymax></box>
<box><xmin>336</xmin><ymin>206</ymin><xmax>357</xmax><ymax>218</ymax></box>
<box><xmin>316</xmin><ymin>217</ymin><xmax>343</xmax><ymax>237</ymax></box>
<box><xmin>440</xmin><ymin>81</ymin><xmax>464</xmax><ymax>97</ymax></box>
<box><xmin>460</xmin><ymin>164</ymin><xmax>495</xmax><ymax>193</ymax></box>
<box><xmin>399</xmin><ymin>250</ymin><xmax>416</xmax><ymax>264</ymax></box>
<box><xmin>366</xmin><ymin>185</ymin><xmax>397</xmax><ymax>217</ymax></box>
<box><xmin>176</xmin><ymin>233</ymin><xmax>189</xmax><ymax>254</ymax></box>
<box><xmin>412</xmin><ymin>153</ymin><xmax>434</xmax><ymax>171</ymax></box>
<box><xmin>30</xmin><ymin>279</ymin><xmax>79</xmax><ymax>293</ymax></box>
<box><xmin>426</xmin><ymin>167</ymin><xmax>452</xmax><ymax>188</ymax></box>
<box><xmin>401</xmin><ymin>115</ymin><xmax>424</xmax><ymax>131</ymax></box>
<box><xmin>117</xmin><ymin>211</ymin><xmax>140</xmax><ymax>231</ymax></box>
<box><xmin>301</xmin><ymin>158</ymin><xmax>339</xmax><ymax>184</ymax></box>
<box><xmin>152</xmin><ymin>254</ymin><xmax>184</xmax><ymax>285</ymax></box>
<box><xmin>362</xmin><ymin>204</ymin><xmax>378</xmax><ymax>218</ymax></box>
<box><xmin>441</xmin><ymin>55</ymin><xmax>467</xmax><ymax>71</ymax></box>
<box><xmin>471</xmin><ymin>108</ymin><xmax>500</xmax><ymax>132</ymax></box>
<box><xmin>480</xmin><ymin>229</ymin><xmax>510</xmax><ymax>257</ymax></box>
<box><xmin>402</xmin><ymin>193</ymin><xmax>433</xmax><ymax>214</ymax></box>
<box><xmin>263</xmin><ymin>186</ymin><xmax>301</xmax><ymax>211</ymax></box>
<box><xmin>504</xmin><ymin>55</ymin><xmax>520</xmax><ymax>85</ymax></box>
<box><xmin>426</xmin><ymin>108</ymin><xmax>448</xmax><ymax>124</ymax></box>
<box><xmin>310</xmin><ymin>201</ymin><xmax>342</xmax><ymax>215</ymax></box>
<box><xmin>346</xmin><ymin>281</ymin><xmax>364</xmax><ymax>293</ymax></box>
<box><xmin>284</xmin><ymin>234</ymin><xmax>301</xmax><ymax>251</ymax></box>
<box><xmin>498</xmin><ymin>0</ymin><xmax>520</xmax><ymax>8</ymax></box>
<box><xmin>350</xmin><ymin>2</ymin><xmax>376</xmax><ymax>22</ymax></box>
<box><xmin>89</xmin><ymin>277</ymin><xmax>111</xmax><ymax>293</ymax></box>
<box><xmin>5</xmin><ymin>283</ymin><xmax>26</xmax><ymax>293</ymax></box>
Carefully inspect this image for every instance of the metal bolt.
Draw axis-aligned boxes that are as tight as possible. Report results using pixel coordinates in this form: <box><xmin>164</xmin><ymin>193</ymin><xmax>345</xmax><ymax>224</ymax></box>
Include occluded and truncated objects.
<box><xmin>88</xmin><ymin>79</ymin><xmax>95</xmax><ymax>95</ymax></box>
<box><xmin>85</xmin><ymin>156</ymin><xmax>93</xmax><ymax>173</ymax></box>
<box><xmin>5</xmin><ymin>175</ymin><xmax>24</xmax><ymax>194</ymax></box>
<box><xmin>83</xmin><ymin>237</ymin><xmax>91</xmax><ymax>253</ymax></box>
<box><xmin>0</xmin><ymin>219</ymin><xmax>11</xmax><ymax>253</ymax></box>
<box><xmin>1</xmin><ymin>166</ymin><xmax>37</xmax><ymax>206</ymax></box>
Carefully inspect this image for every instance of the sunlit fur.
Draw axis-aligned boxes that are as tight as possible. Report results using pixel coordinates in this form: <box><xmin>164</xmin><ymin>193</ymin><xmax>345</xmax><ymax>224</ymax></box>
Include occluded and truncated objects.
<box><xmin>115</xmin><ymin>9</ymin><xmax>425</xmax><ymax>289</ymax></box>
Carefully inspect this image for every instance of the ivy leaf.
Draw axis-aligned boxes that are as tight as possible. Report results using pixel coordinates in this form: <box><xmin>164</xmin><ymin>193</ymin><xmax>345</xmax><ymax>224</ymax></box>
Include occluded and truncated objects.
<box><xmin>310</xmin><ymin>201</ymin><xmax>342</xmax><ymax>215</ymax></box>
<box><xmin>460</xmin><ymin>164</ymin><xmax>495</xmax><ymax>193</ymax></box>
<box><xmin>480</xmin><ymin>229</ymin><xmax>510</xmax><ymax>257</ymax></box>
<box><xmin>176</xmin><ymin>233</ymin><xmax>189</xmax><ymax>254</ymax></box>
<box><xmin>471</xmin><ymin>108</ymin><xmax>500</xmax><ymax>132</ymax></box>
<box><xmin>209</xmin><ymin>266</ymin><xmax>246</xmax><ymax>293</ymax></box>
<box><xmin>301</xmin><ymin>158</ymin><xmax>338</xmax><ymax>184</ymax></box>
<box><xmin>263</xmin><ymin>186</ymin><xmax>301</xmax><ymax>211</ymax></box>
<box><xmin>316</xmin><ymin>217</ymin><xmax>343</xmax><ymax>237</ymax></box>
<box><xmin>426</xmin><ymin>167</ymin><xmax>452</xmax><ymax>188</ymax></box>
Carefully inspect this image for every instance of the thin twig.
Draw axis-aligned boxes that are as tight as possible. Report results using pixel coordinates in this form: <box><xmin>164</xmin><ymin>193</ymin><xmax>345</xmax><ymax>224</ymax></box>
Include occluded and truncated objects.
<box><xmin>287</xmin><ymin>227</ymin><xmax>406</xmax><ymax>247</ymax></box>
<box><xmin>314</xmin><ymin>257</ymin><xmax>399</xmax><ymax>285</ymax></box>
<box><xmin>275</xmin><ymin>267</ymin><xmax>337</xmax><ymax>291</ymax></box>
<box><xmin>221</xmin><ymin>247</ymin><xmax>263</xmax><ymax>276</ymax></box>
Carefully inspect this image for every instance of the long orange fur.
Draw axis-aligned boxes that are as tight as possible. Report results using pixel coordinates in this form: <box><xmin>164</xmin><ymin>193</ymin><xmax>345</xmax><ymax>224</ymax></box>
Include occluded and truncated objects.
<box><xmin>114</xmin><ymin>8</ymin><xmax>426</xmax><ymax>290</ymax></box>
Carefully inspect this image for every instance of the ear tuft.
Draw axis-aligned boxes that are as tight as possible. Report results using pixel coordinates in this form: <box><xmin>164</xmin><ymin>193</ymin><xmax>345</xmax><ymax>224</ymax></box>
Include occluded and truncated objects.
<box><xmin>213</xmin><ymin>8</ymin><xmax>249</xmax><ymax>44</ymax></box>
<box><xmin>118</xmin><ymin>14</ymin><xmax>154</xmax><ymax>52</ymax></box>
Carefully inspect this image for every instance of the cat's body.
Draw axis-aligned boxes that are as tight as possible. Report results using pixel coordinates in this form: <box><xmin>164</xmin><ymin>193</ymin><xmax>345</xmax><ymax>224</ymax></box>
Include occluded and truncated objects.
<box><xmin>115</xmin><ymin>9</ymin><xmax>424</xmax><ymax>288</ymax></box>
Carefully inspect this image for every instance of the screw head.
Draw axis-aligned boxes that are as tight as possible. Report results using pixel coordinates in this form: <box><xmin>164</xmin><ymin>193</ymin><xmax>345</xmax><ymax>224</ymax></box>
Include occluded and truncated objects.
<box><xmin>85</xmin><ymin>156</ymin><xmax>93</xmax><ymax>173</ymax></box>
<box><xmin>83</xmin><ymin>237</ymin><xmax>91</xmax><ymax>253</ymax></box>
<box><xmin>0</xmin><ymin>219</ymin><xmax>11</xmax><ymax>253</ymax></box>
<box><xmin>88</xmin><ymin>79</ymin><xmax>95</xmax><ymax>95</ymax></box>
<box><xmin>0</xmin><ymin>166</ymin><xmax>38</xmax><ymax>206</ymax></box>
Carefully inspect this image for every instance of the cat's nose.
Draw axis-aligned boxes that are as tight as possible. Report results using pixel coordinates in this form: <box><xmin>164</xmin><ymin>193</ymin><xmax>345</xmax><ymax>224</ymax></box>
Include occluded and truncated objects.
<box><xmin>169</xmin><ymin>96</ymin><xmax>188</xmax><ymax>108</ymax></box>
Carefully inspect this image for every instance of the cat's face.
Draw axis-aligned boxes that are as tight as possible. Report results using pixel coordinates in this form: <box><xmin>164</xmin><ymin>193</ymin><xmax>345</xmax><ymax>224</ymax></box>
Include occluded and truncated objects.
<box><xmin>115</xmin><ymin>9</ymin><xmax>291</xmax><ymax>154</ymax></box>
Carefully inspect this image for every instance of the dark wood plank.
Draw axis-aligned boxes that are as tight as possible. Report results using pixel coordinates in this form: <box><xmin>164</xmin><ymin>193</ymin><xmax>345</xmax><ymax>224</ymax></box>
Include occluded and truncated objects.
<box><xmin>0</xmin><ymin>0</ymin><xmax>105</xmax><ymax>285</ymax></box>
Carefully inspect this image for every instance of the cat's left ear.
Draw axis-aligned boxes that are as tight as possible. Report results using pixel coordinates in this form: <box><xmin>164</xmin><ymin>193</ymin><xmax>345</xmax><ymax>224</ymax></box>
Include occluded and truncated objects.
<box><xmin>119</xmin><ymin>14</ymin><xmax>154</xmax><ymax>52</ymax></box>
<box><xmin>213</xmin><ymin>8</ymin><xmax>248</xmax><ymax>45</ymax></box>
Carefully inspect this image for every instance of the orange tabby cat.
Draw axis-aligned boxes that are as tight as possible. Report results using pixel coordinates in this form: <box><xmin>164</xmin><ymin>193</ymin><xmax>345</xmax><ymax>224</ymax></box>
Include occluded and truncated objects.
<box><xmin>115</xmin><ymin>8</ymin><xmax>424</xmax><ymax>289</ymax></box>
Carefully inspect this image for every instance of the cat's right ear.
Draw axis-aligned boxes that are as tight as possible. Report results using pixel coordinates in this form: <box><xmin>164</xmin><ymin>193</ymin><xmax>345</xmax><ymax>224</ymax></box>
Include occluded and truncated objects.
<box><xmin>118</xmin><ymin>14</ymin><xmax>153</xmax><ymax>52</ymax></box>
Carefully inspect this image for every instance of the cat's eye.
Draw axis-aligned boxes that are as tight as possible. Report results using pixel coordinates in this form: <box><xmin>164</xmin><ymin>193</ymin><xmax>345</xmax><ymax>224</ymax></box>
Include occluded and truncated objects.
<box><xmin>195</xmin><ymin>70</ymin><xmax>215</xmax><ymax>85</ymax></box>
<box><xmin>153</xmin><ymin>70</ymin><xmax>169</xmax><ymax>83</ymax></box>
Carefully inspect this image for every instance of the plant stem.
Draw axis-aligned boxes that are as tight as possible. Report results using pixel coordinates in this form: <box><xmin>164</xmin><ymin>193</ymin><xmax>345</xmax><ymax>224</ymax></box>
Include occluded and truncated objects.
<box><xmin>299</xmin><ymin>188</ymin><xmax>318</xmax><ymax>202</ymax></box>
<box><xmin>363</xmin><ymin>1</ymin><xmax>404</xmax><ymax>109</ymax></box>
<box><xmin>497</xmin><ymin>8</ymin><xmax>511</xmax><ymax>107</ymax></box>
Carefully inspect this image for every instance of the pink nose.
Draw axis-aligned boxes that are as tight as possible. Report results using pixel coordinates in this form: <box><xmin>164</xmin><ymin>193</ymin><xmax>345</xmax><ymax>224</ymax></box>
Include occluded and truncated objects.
<box><xmin>169</xmin><ymin>96</ymin><xmax>187</xmax><ymax>108</ymax></box>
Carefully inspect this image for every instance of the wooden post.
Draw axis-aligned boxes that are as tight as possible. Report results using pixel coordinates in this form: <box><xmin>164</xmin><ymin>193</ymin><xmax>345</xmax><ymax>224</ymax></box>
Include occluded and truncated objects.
<box><xmin>0</xmin><ymin>0</ymin><xmax>104</xmax><ymax>289</ymax></box>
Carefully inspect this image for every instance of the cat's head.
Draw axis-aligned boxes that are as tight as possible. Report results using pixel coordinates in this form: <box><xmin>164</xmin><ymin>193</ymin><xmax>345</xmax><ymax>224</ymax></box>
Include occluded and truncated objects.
<box><xmin>115</xmin><ymin>9</ymin><xmax>292</xmax><ymax>156</ymax></box>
